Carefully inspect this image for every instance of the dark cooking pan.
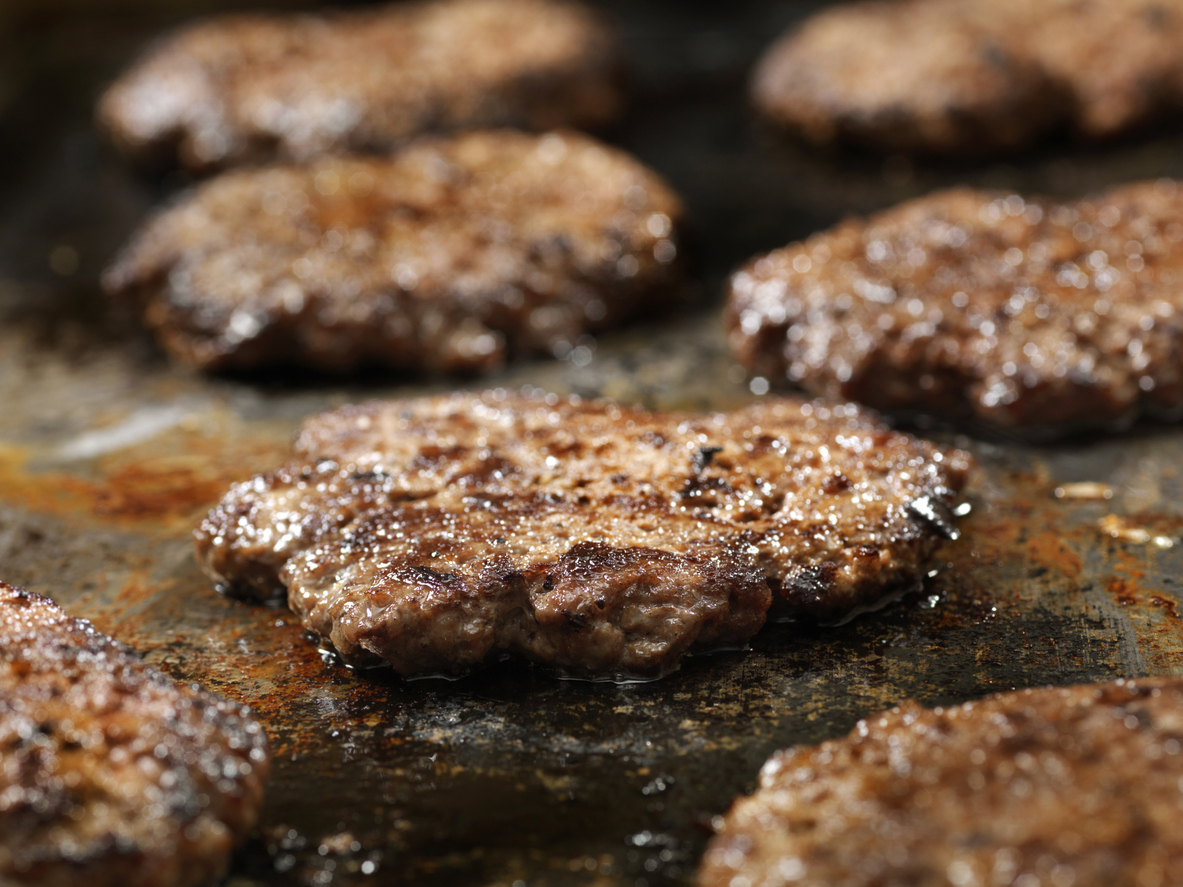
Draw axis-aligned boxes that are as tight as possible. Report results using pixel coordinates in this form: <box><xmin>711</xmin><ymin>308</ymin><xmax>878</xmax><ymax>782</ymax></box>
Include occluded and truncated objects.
<box><xmin>3</xmin><ymin>1</ymin><xmax>1183</xmax><ymax>884</ymax></box>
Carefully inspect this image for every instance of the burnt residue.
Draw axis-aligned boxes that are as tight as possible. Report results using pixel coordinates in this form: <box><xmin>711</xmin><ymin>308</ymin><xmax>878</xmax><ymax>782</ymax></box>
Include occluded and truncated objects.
<box><xmin>906</xmin><ymin>494</ymin><xmax>961</xmax><ymax>540</ymax></box>
<box><xmin>691</xmin><ymin>445</ymin><xmax>724</xmax><ymax>473</ymax></box>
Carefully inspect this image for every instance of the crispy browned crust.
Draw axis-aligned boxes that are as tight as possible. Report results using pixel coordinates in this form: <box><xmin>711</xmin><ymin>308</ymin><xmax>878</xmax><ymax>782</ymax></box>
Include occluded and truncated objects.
<box><xmin>195</xmin><ymin>391</ymin><xmax>969</xmax><ymax>679</ymax></box>
<box><xmin>728</xmin><ymin>180</ymin><xmax>1183</xmax><ymax>431</ymax></box>
<box><xmin>97</xmin><ymin>0</ymin><xmax>625</xmax><ymax>171</ymax></box>
<box><xmin>0</xmin><ymin>582</ymin><xmax>269</xmax><ymax>887</ymax></box>
<box><xmin>753</xmin><ymin>0</ymin><xmax>1183</xmax><ymax>154</ymax></box>
<box><xmin>102</xmin><ymin>129</ymin><xmax>683</xmax><ymax>374</ymax></box>
<box><xmin>699</xmin><ymin>676</ymin><xmax>1183</xmax><ymax>887</ymax></box>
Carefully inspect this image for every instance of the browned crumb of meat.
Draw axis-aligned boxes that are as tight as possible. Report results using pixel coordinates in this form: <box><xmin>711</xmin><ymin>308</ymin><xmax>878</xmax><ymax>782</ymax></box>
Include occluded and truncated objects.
<box><xmin>699</xmin><ymin>676</ymin><xmax>1183</xmax><ymax>887</ymax></box>
<box><xmin>97</xmin><ymin>0</ymin><xmax>625</xmax><ymax>170</ymax></box>
<box><xmin>195</xmin><ymin>390</ymin><xmax>969</xmax><ymax>679</ymax></box>
<box><xmin>753</xmin><ymin>0</ymin><xmax>1183</xmax><ymax>154</ymax></box>
<box><xmin>727</xmin><ymin>180</ymin><xmax>1183</xmax><ymax>431</ymax></box>
<box><xmin>102</xmin><ymin>129</ymin><xmax>683</xmax><ymax>374</ymax></box>
<box><xmin>0</xmin><ymin>582</ymin><xmax>270</xmax><ymax>887</ymax></box>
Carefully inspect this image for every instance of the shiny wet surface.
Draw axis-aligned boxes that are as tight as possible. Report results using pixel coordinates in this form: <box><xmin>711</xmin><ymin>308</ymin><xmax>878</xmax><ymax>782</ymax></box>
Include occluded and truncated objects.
<box><xmin>4</xmin><ymin>1</ymin><xmax>1183</xmax><ymax>885</ymax></box>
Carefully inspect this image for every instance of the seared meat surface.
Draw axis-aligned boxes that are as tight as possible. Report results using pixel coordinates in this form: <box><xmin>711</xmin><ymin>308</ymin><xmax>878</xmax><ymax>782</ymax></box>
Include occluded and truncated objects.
<box><xmin>197</xmin><ymin>391</ymin><xmax>969</xmax><ymax>678</ymax></box>
<box><xmin>98</xmin><ymin>0</ymin><xmax>623</xmax><ymax>171</ymax></box>
<box><xmin>0</xmin><ymin>582</ymin><xmax>269</xmax><ymax>887</ymax></box>
<box><xmin>728</xmin><ymin>181</ymin><xmax>1183</xmax><ymax>431</ymax></box>
<box><xmin>699</xmin><ymin>676</ymin><xmax>1183</xmax><ymax>887</ymax></box>
<box><xmin>103</xmin><ymin>130</ymin><xmax>683</xmax><ymax>373</ymax></box>
<box><xmin>753</xmin><ymin>0</ymin><xmax>1183</xmax><ymax>154</ymax></box>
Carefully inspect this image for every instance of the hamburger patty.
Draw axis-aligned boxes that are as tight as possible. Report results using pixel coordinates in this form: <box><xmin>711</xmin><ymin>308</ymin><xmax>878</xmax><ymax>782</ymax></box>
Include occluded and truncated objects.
<box><xmin>0</xmin><ymin>582</ymin><xmax>269</xmax><ymax>887</ymax></box>
<box><xmin>102</xmin><ymin>130</ymin><xmax>683</xmax><ymax>373</ymax></box>
<box><xmin>727</xmin><ymin>180</ymin><xmax>1183</xmax><ymax>431</ymax></box>
<box><xmin>196</xmin><ymin>391</ymin><xmax>969</xmax><ymax>679</ymax></box>
<box><xmin>699</xmin><ymin>676</ymin><xmax>1183</xmax><ymax>887</ymax></box>
<box><xmin>97</xmin><ymin>0</ymin><xmax>623</xmax><ymax>171</ymax></box>
<box><xmin>752</xmin><ymin>0</ymin><xmax>1183</xmax><ymax>154</ymax></box>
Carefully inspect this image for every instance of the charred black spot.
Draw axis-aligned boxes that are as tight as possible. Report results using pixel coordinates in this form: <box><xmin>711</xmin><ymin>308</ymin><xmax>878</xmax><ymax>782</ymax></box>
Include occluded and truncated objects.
<box><xmin>595</xmin><ymin>598</ymin><xmax>606</xmax><ymax>609</ymax></box>
<box><xmin>562</xmin><ymin>610</ymin><xmax>587</xmax><ymax>629</ymax></box>
<box><xmin>692</xmin><ymin>445</ymin><xmax>723</xmax><ymax>473</ymax></box>
<box><xmin>781</xmin><ymin>561</ymin><xmax>839</xmax><ymax>605</ymax></box>
<box><xmin>907</xmin><ymin>495</ymin><xmax>960</xmax><ymax>540</ymax></box>
<box><xmin>542</xmin><ymin>576</ymin><xmax>555</xmax><ymax>592</ymax></box>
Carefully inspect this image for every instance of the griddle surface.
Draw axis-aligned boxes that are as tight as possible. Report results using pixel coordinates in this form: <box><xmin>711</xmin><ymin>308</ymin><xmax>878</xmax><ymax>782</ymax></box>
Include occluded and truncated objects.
<box><xmin>3</xmin><ymin>2</ymin><xmax>1183</xmax><ymax>884</ymax></box>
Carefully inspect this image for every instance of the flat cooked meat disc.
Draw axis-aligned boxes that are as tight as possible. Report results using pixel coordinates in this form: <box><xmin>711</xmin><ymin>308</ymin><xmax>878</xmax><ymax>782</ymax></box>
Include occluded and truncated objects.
<box><xmin>752</xmin><ymin>0</ymin><xmax>1183</xmax><ymax>155</ymax></box>
<box><xmin>700</xmin><ymin>676</ymin><xmax>1183</xmax><ymax>887</ymax></box>
<box><xmin>728</xmin><ymin>181</ymin><xmax>1183</xmax><ymax>432</ymax></box>
<box><xmin>196</xmin><ymin>391</ymin><xmax>969</xmax><ymax>679</ymax></box>
<box><xmin>103</xmin><ymin>130</ymin><xmax>683</xmax><ymax>374</ymax></box>
<box><xmin>0</xmin><ymin>582</ymin><xmax>270</xmax><ymax>887</ymax></box>
<box><xmin>98</xmin><ymin>0</ymin><xmax>624</xmax><ymax>170</ymax></box>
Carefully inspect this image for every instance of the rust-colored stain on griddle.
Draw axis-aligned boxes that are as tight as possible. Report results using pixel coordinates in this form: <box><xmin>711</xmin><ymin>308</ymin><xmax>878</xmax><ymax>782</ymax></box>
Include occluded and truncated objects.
<box><xmin>0</xmin><ymin>428</ymin><xmax>288</xmax><ymax>528</ymax></box>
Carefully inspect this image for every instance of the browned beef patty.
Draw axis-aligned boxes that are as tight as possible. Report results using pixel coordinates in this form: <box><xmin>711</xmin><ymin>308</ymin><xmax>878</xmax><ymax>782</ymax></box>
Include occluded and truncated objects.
<box><xmin>196</xmin><ymin>391</ymin><xmax>969</xmax><ymax>679</ymax></box>
<box><xmin>753</xmin><ymin>0</ymin><xmax>1183</xmax><ymax>154</ymax></box>
<box><xmin>97</xmin><ymin>0</ymin><xmax>623</xmax><ymax>171</ymax></box>
<box><xmin>699</xmin><ymin>676</ymin><xmax>1183</xmax><ymax>887</ymax></box>
<box><xmin>0</xmin><ymin>582</ymin><xmax>269</xmax><ymax>887</ymax></box>
<box><xmin>728</xmin><ymin>181</ymin><xmax>1183</xmax><ymax>431</ymax></box>
<box><xmin>102</xmin><ymin>130</ymin><xmax>683</xmax><ymax>373</ymax></box>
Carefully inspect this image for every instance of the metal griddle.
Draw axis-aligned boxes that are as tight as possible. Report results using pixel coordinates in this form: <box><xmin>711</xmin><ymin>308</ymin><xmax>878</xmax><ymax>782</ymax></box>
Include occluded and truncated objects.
<box><xmin>3</xmin><ymin>1</ymin><xmax>1183</xmax><ymax>884</ymax></box>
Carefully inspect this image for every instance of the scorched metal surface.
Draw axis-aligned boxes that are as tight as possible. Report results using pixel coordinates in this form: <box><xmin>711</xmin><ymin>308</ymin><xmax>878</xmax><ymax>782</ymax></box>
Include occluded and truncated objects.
<box><xmin>3</xmin><ymin>1</ymin><xmax>1183</xmax><ymax>885</ymax></box>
